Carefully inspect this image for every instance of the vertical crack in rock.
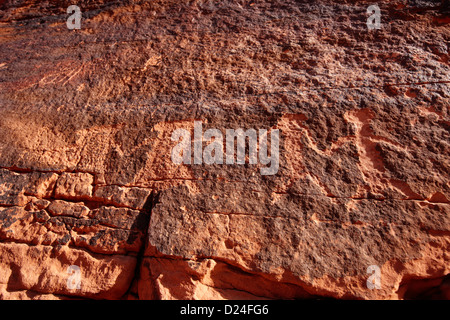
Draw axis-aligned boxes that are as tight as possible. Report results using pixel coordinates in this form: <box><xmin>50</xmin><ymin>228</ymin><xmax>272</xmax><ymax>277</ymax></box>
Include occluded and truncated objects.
<box><xmin>123</xmin><ymin>190</ymin><xmax>160</xmax><ymax>299</ymax></box>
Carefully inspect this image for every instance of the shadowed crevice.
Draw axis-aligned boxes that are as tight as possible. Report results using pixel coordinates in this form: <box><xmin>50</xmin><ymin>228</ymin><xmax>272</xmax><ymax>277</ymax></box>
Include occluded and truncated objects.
<box><xmin>122</xmin><ymin>190</ymin><xmax>160</xmax><ymax>299</ymax></box>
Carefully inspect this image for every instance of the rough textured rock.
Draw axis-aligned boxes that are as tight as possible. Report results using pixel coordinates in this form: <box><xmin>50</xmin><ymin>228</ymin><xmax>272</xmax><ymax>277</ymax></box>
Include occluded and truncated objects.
<box><xmin>0</xmin><ymin>0</ymin><xmax>448</xmax><ymax>299</ymax></box>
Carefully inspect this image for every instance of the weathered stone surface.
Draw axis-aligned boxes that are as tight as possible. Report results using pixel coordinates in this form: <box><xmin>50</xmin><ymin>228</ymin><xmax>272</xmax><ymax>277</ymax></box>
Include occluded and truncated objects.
<box><xmin>93</xmin><ymin>185</ymin><xmax>152</xmax><ymax>210</ymax></box>
<box><xmin>0</xmin><ymin>0</ymin><xmax>448</xmax><ymax>300</ymax></box>
<box><xmin>89</xmin><ymin>206</ymin><xmax>148</xmax><ymax>231</ymax></box>
<box><xmin>0</xmin><ymin>204</ymin><xmax>145</xmax><ymax>254</ymax></box>
<box><xmin>47</xmin><ymin>200</ymin><xmax>89</xmax><ymax>218</ymax></box>
<box><xmin>55</xmin><ymin>173</ymin><xmax>94</xmax><ymax>200</ymax></box>
<box><xmin>146</xmin><ymin>182</ymin><xmax>450</xmax><ymax>299</ymax></box>
<box><xmin>0</xmin><ymin>169</ymin><xmax>58</xmax><ymax>206</ymax></box>
<box><xmin>139</xmin><ymin>257</ymin><xmax>315</xmax><ymax>299</ymax></box>
<box><xmin>0</xmin><ymin>242</ymin><xmax>136</xmax><ymax>299</ymax></box>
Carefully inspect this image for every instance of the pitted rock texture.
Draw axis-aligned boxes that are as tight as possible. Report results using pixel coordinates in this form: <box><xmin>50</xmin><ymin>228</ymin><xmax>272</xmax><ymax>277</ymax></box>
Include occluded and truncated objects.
<box><xmin>0</xmin><ymin>0</ymin><xmax>449</xmax><ymax>299</ymax></box>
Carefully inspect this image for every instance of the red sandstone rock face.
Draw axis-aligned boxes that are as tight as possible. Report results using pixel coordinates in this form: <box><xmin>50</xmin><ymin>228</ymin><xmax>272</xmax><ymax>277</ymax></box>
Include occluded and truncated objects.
<box><xmin>0</xmin><ymin>0</ymin><xmax>449</xmax><ymax>299</ymax></box>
